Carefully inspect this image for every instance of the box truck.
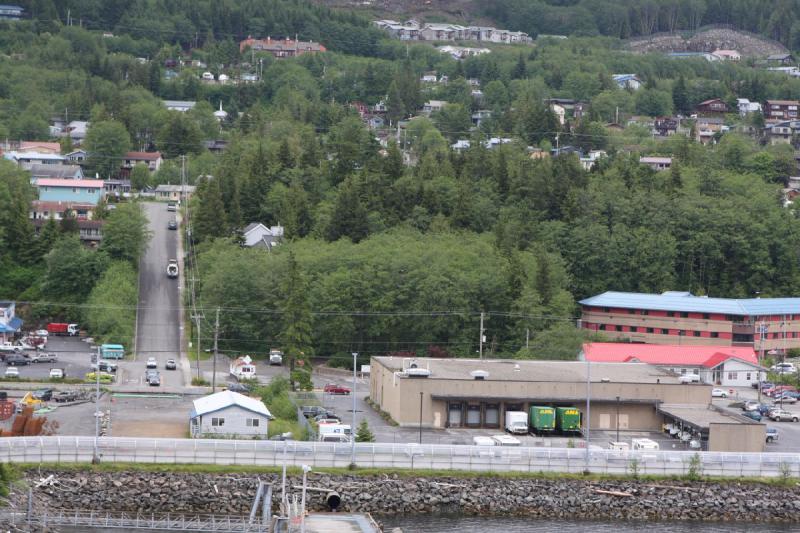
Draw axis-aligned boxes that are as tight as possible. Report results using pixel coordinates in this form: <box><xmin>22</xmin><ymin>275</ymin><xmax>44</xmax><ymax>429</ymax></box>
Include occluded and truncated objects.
<box><xmin>100</xmin><ymin>344</ymin><xmax>125</xmax><ymax>360</ymax></box>
<box><xmin>529</xmin><ymin>406</ymin><xmax>556</xmax><ymax>434</ymax></box>
<box><xmin>47</xmin><ymin>323</ymin><xmax>79</xmax><ymax>336</ymax></box>
<box><xmin>504</xmin><ymin>411</ymin><xmax>529</xmax><ymax>434</ymax></box>
<box><xmin>556</xmin><ymin>407</ymin><xmax>582</xmax><ymax>434</ymax></box>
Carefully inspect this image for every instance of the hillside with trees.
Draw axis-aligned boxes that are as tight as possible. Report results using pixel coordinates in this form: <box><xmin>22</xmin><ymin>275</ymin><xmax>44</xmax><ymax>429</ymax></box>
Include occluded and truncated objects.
<box><xmin>2</xmin><ymin>0</ymin><xmax>800</xmax><ymax>361</ymax></box>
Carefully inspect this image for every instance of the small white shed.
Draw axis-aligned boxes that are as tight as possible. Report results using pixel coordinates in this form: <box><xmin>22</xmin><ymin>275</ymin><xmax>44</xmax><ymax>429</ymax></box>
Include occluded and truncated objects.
<box><xmin>190</xmin><ymin>390</ymin><xmax>271</xmax><ymax>438</ymax></box>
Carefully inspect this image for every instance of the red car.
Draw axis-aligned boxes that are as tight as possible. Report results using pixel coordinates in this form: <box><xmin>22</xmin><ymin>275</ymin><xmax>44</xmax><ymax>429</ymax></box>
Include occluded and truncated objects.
<box><xmin>324</xmin><ymin>383</ymin><xmax>351</xmax><ymax>395</ymax></box>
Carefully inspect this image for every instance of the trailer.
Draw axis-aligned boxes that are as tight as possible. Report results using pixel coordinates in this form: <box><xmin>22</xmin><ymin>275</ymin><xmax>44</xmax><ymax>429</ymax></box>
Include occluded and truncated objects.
<box><xmin>529</xmin><ymin>406</ymin><xmax>556</xmax><ymax>435</ymax></box>
<box><xmin>556</xmin><ymin>407</ymin><xmax>582</xmax><ymax>434</ymax></box>
<box><xmin>100</xmin><ymin>344</ymin><xmax>125</xmax><ymax>360</ymax></box>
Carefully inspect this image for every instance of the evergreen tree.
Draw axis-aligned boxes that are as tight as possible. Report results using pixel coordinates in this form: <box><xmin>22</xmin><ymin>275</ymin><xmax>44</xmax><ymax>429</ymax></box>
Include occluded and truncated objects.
<box><xmin>280</xmin><ymin>251</ymin><xmax>313</xmax><ymax>391</ymax></box>
<box><xmin>326</xmin><ymin>179</ymin><xmax>369</xmax><ymax>243</ymax></box>
<box><xmin>36</xmin><ymin>216</ymin><xmax>60</xmax><ymax>259</ymax></box>
<box><xmin>535</xmin><ymin>253</ymin><xmax>553</xmax><ymax>306</ymax></box>
<box><xmin>670</xmin><ymin>159</ymin><xmax>683</xmax><ymax>191</ymax></box>
<box><xmin>277</xmin><ymin>139</ymin><xmax>295</xmax><ymax>170</ymax></box>
<box><xmin>512</xmin><ymin>53</ymin><xmax>527</xmax><ymax>79</ymax></box>
<box><xmin>355</xmin><ymin>419</ymin><xmax>375</xmax><ymax>442</ymax></box>
<box><xmin>672</xmin><ymin>75</ymin><xmax>689</xmax><ymax>115</ymax></box>
<box><xmin>84</xmin><ymin>120</ymin><xmax>131</xmax><ymax>179</ymax></box>
<box><xmin>59</xmin><ymin>209</ymin><xmax>79</xmax><ymax>235</ymax></box>
<box><xmin>283</xmin><ymin>182</ymin><xmax>312</xmax><ymax>239</ymax></box>
<box><xmin>194</xmin><ymin>177</ymin><xmax>227</xmax><ymax>241</ymax></box>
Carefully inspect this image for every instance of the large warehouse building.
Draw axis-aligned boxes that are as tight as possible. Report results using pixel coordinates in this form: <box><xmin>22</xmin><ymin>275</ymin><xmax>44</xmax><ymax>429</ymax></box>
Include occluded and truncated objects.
<box><xmin>580</xmin><ymin>290</ymin><xmax>800</xmax><ymax>351</ymax></box>
<box><xmin>369</xmin><ymin>356</ymin><xmax>765</xmax><ymax>452</ymax></box>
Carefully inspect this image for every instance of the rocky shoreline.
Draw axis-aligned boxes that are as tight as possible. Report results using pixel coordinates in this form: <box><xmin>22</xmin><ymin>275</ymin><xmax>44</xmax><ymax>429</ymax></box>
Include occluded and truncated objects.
<box><xmin>8</xmin><ymin>469</ymin><xmax>800</xmax><ymax>523</ymax></box>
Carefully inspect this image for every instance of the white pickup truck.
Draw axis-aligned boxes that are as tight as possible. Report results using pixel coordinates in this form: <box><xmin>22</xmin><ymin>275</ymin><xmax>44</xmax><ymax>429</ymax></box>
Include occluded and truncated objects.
<box><xmin>167</xmin><ymin>259</ymin><xmax>179</xmax><ymax>279</ymax></box>
<box><xmin>0</xmin><ymin>342</ymin><xmax>24</xmax><ymax>353</ymax></box>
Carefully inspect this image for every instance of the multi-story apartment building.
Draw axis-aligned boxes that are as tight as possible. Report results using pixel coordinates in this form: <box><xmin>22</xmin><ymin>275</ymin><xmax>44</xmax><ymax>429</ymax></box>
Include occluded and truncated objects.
<box><xmin>580</xmin><ymin>291</ymin><xmax>800</xmax><ymax>353</ymax></box>
<box><xmin>765</xmin><ymin>99</ymin><xmax>800</xmax><ymax>120</ymax></box>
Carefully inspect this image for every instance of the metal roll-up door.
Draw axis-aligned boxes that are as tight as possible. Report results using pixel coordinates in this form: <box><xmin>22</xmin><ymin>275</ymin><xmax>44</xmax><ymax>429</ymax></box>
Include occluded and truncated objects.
<box><xmin>484</xmin><ymin>404</ymin><xmax>499</xmax><ymax>427</ymax></box>
<box><xmin>448</xmin><ymin>403</ymin><xmax>462</xmax><ymax>427</ymax></box>
<box><xmin>466</xmin><ymin>405</ymin><xmax>481</xmax><ymax>426</ymax></box>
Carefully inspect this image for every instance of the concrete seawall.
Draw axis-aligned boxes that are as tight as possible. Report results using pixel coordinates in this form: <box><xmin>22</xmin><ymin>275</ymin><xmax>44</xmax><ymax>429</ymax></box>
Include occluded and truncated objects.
<box><xmin>15</xmin><ymin>469</ymin><xmax>800</xmax><ymax>523</ymax></box>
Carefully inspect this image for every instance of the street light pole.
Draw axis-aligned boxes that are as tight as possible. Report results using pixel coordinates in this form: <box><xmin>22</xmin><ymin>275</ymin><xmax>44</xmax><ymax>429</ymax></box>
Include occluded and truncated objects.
<box><xmin>350</xmin><ymin>352</ymin><xmax>357</xmax><ymax>467</ymax></box>
<box><xmin>93</xmin><ymin>354</ymin><xmax>100</xmax><ymax>463</ymax></box>
<box><xmin>584</xmin><ymin>358</ymin><xmax>591</xmax><ymax>473</ymax></box>
<box><xmin>300</xmin><ymin>465</ymin><xmax>311</xmax><ymax>533</ymax></box>
<box><xmin>615</xmin><ymin>396</ymin><xmax>620</xmax><ymax>443</ymax></box>
<box><xmin>418</xmin><ymin>392</ymin><xmax>423</xmax><ymax>444</ymax></box>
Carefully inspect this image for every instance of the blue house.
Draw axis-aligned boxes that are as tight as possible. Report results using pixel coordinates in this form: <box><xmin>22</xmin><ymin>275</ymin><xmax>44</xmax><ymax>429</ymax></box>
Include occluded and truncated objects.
<box><xmin>36</xmin><ymin>178</ymin><xmax>105</xmax><ymax>205</ymax></box>
<box><xmin>0</xmin><ymin>301</ymin><xmax>22</xmax><ymax>343</ymax></box>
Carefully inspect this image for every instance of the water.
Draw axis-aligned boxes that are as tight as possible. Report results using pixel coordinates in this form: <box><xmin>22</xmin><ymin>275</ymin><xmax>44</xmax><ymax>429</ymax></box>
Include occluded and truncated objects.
<box><xmin>377</xmin><ymin>516</ymin><xmax>795</xmax><ymax>532</ymax></box>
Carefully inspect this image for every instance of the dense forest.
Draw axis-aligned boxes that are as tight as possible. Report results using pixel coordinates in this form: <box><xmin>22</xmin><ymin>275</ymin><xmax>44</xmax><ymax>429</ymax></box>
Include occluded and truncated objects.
<box><xmin>487</xmin><ymin>0</ymin><xmax>800</xmax><ymax>47</ymax></box>
<box><xmin>2</xmin><ymin>0</ymin><xmax>800</xmax><ymax>362</ymax></box>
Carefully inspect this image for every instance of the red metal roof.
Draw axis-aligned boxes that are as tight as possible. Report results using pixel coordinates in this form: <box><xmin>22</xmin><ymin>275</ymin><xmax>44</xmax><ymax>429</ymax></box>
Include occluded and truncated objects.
<box><xmin>124</xmin><ymin>151</ymin><xmax>161</xmax><ymax>161</ymax></box>
<box><xmin>582</xmin><ymin>343</ymin><xmax>758</xmax><ymax>366</ymax></box>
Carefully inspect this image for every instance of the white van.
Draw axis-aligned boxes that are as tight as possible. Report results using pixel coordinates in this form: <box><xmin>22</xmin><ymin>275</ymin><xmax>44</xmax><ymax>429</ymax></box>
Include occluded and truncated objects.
<box><xmin>472</xmin><ymin>436</ymin><xmax>496</xmax><ymax>446</ymax></box>
<box><xmin>318</xmin><ymin>424</ymin><xmax>351</xmax><ymax>439</ymax></box>
<box><xmin>631</xmin><ymin>438</ymin><xmax>660</xmax><ymax>451</ymax></box>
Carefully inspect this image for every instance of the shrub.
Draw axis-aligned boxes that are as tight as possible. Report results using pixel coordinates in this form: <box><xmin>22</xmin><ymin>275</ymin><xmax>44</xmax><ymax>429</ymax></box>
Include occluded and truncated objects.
<box><xmin>355</xmin><ymin>419</ymin><xmax>375</xmax><ymax>442</ymax></box>
<box><xmin>268</xmin><ymin>393</ymin><xmax>298</xmax><ymax>421</ymax></box>
<box><xmin>191</xmin><ymin>377</ymin><xmax>210</xmax><ymax>386</ymax></box>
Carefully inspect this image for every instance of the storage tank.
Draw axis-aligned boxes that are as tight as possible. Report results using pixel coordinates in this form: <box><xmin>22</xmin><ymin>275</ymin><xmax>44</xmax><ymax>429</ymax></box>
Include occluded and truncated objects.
<box><xmin>556</xmin><ymin>407</ymin><xmax>582</xmax><ymax>434</ymax></box>
<box><xmin>529</xmin><ymin>406</ymin><xmax>555</xmax><ymax>434</ymax></box>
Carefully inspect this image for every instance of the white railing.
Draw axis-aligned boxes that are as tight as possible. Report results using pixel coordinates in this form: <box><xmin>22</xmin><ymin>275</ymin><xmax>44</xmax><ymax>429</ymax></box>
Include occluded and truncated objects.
<box><xmin>1</xmin><ymin>436</ymin><xmax>797</xmax><ymax>478</ymax></box>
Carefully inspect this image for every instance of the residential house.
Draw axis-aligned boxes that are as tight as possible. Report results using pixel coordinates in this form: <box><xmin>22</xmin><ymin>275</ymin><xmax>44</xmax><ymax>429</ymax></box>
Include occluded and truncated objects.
<box><xmin>36</xmin><ymin>178</ymin><xmax>105</xmax><ymax>205</ymax></box>
<box><xmin>654</xmin><ymin>117</ymin><xmax>678</xmax><ymax>136</ymax></box>
<box><xmin>239</xmin><ymin>36</ymin><xmax>326</xmax><ymax>58</ymax></box>
<box><xmin>373</xmin><ymin>19</ymin><xmax>421</xmax><ymax>41</ymax></box>
<box><xmin>579</xmin><ymin>150</ymin><xmax>607</xmax><ymax>170</ymax></box>
<box><xmin>154</xmin><ymin>184</ymin><xmax>196</xmax><ymax>202</ymax></box>
<box><xmin>737</xmin><ymin>98</ymin><xmax>762</xmax><ymax>116</ymax></box>
<box><xmin>420</xmin><ymin>73</ymin><xmax>438</xmax><ymax>83</ymax></box>
<box><xmin>350</xmin><ymin>102</ymin><xmax>370</xmax><ymax>118</ymax></box>
<box><xmin>65</xmin><ymin>150</ymin><xmax>87</xmax><ymax>164</ymax></box>
<box><xmin>612</xmin><ymin>74</ymin><xmax>642</xmax><ymax>90</ymax></box>
<box><xmin>203</xmin><ymin>140</ymin><xmax>228</xmax><ymax>153</ymax></box>
<box><xmin>29</xmin><ymin>164</ymin><xmax>84</xmax><ymax>180</ymax></box>
<box><xmin>0</xmin><ymin>5</ymin><xmax>23</xmax><ymax>20</ymax></box>
<box><xmin>163</xmin><ymin>100</ymin><xmax>196</xmax><ymax>112</ymax></box>
<box><xmin>104</xmin><ymin>179</ymin><xmax>132</xmax><ymax>195</ymax></box>
<box><xmin>4</xmin><ymin>151</ymin><xmax>65</xmax><ymax>169</ymax></box>
<box><xmin>451</xmin><ymin>140</ymin><xmax>471</xmax><ymax>152</ymax></box>
<box><xmin>712</xmin><ymin>49</ymin><xmax>741</xmax><ymax>61</ymax></box>
<box><xmin>437</xmin><ymin>46</ymin><xmax>490</xmax><ymax>60</ymax></box>
<box><xmin>17</xmin><ymin>141</ymin><xmax>61</xmax><ymax>154</ymax></box>
<box><xmin>528</xmin><ymin>147</ymin><xmax>550</xmax><ymax>160</ymax></box>
<box><xmin>213</xmin><ymin>102</ymin><xmax>228</xmax><ymax>122</ymax></box>
<box><xmin>32</xmin><ymin>218</ymin><xmax>105</xmax><ymax>246</ymax></box>
<box><xmin>121</xmin><ymin>151</ymin><xmax>163</xmax><ymax>173</ymax></box>
<box><xmin>373</xmin><ymin>100</ymin><xmax>388</xmax><ymax>114</ymax></box>
<box><xmin>242</xmin><ymin>223</ymin><xmax>284</xmax><ymax>250</ymax></box>
<box><xmin>467</xmin><ymin>78</ymin><xmax>481</xmax><ymax>87</ymax></box>
<box><xmin>485</xmin><ymin>137</ymin><xmax>513</xmax><ymax>149</ymax></box>
<box><xmin>550</xmin><ymin>103</ymin><xmax>566</xmax><ymax>125</ymax></box>
<box><xmin>189</xmin><ymin>390</ymin><xmax>271</xmax><ymax>438</ymax></box>
<box><xmin>765</xmin><ymin>120</ymin><xmax>795</xmax><ymax>145</ymax></box>
<box><xmin>420</xmin><ymin>23</ymin><xmax>467</xmax><ymax>41</ymax></box>
<box><xmin>640</xmin><ymin>156</ymin><xmax>672</xmax><ymax>171</ymax></box>
<box><xmin>471</xmin><ymin>90</ymin><xmax>484</xmax><ymax>104</ymax></box>
<box><xmin>471</xmin><ymin>110</ymin><xmax>492</xmax><ymax>127</ymax></box>
<box><xmin>695</xmin><ymin>117</ymin><xmax>726</xmax><ymax>144</ymax></box>
<box><xmin>580</xmin><ymin>343</ymin><xmax>765</xmax><ymax>388</ymax></box>
<box><xmin>376</xmin><ymin>20</ymin><xmax>529</xmax><ymax>44</ymax></box>
<box><xmin>767</xmin><ymin>66</ymin><xmax>800</xmax><ymax>77</ymax></box>
<box><xmin>30</xmin><ymin>200</ymin><xmax>95</xmax><ymax>220</ymax></box>
<box><xmin>766</xmin><ymin>53</ymin><xmax>794</xmax><ymax>65</ymax></box>
<box><xmin>367</xmin><ymin>116</ymin><xmax>385</xmax><ymax>129</ymax></box>
<box><xmin>0</xmin><ymin>301</ymin><xmax>22</xmax><ymax>344</ymax></box>
<box><xmin>695</xmin><ymin>98</ymin><xmax>729</xmax><ymax>115</ymax></box>
<box><xmin>422</xmin><ymin>100</ymin><xmax>447</xmax><ymax>115</ymax></box>
<box><xmin>64</xmin><ymin>121</ymin><xmax>88</xmax><ymax>144</ymax></box>
<box><xmin>765</xmin><ymin>99</ymin><xmax>800</xmax><ymax>120</ymax></box>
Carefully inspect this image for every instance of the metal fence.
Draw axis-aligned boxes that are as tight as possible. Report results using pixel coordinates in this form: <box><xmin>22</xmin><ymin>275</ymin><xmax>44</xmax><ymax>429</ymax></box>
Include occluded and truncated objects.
<box><xmin>1</xmin><ymin>436</ymin><xmax>799</xmax><ymax>478</ymax></box>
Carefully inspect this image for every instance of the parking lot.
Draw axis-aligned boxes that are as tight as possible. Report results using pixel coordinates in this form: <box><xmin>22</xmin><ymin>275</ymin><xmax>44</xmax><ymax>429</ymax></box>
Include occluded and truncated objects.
<box><xmin>1</xmin><ymin>336</ymin><xmax>95</xmax><ymax>382</ymax></box>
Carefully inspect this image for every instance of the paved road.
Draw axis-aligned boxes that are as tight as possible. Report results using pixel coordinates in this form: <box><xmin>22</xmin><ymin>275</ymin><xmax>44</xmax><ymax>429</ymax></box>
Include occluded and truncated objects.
<box><xmin>126</xmin><ymin>202</ymin><xmax>182</xmax><ymax>388</ymax></box>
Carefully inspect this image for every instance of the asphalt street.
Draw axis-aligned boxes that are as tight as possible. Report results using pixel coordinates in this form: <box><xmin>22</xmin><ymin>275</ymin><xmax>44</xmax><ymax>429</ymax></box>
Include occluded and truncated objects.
<box><xmin>124</xmin><ymin>202</ymin><xmax>182</xmax><ymax>388</ymax></box>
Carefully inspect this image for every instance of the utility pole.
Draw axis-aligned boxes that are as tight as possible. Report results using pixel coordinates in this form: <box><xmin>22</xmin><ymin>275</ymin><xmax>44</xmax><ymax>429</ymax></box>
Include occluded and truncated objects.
<box><xmin>479</xmin><ymin>312</ymin><xmax>485</xmax><ymax>359</ymax></box>
<box><xmin>212</xmin><ymin>307</ymin><xmax>220</xmax><ymax>392</ymax></box>
<box><xmin>526</xmin><ymin>328</ymin><xmax>530</xmax><ymax>350</ymax></box>
<box><xmin>193</xmin><ymin>311</ymin><xmax>202</xmax><ymax>380</ymax></box>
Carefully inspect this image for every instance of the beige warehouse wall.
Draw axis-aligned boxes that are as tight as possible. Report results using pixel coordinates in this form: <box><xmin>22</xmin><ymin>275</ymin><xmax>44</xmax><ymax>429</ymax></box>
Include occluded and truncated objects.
<box><xmin>708</xmin><ymin>423</ymin><xmax>765</xmax><ymax>452</ymax></box>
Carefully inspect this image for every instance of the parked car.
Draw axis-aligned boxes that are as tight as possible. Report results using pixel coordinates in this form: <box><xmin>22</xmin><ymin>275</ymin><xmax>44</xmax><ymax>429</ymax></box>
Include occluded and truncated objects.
<box><xmin>48</xmin><ymin>368</ymin><xmax>64</xmax><ymax>379</ymax></box>
<box><xmin>148</xmin><ymin>374</ymin><xmax>161</xmax><ymax>386</ymax></box>
<box><xmin>32</xmin><ymin>388</ymin><xmax>53</xmax><ymax>401</ymax></box>
<box><xmin>54</xmin><ymin>390</ymin><xmax>79</xmax><ymax>403</ymax></box>
<box><xmin>167</xmin><ymin>202</ymin><xmax>177</xmax><ymax>212</ymax></box>
<box><xmin>146</xmin><ymin>357</ymin><xmax>158</xmax><ymax>369</ymax></box>
<box><xmin>313</xmin><ymin>411</ymin><xmax>339</xmax><ymax>422</ymax></box>
<box><xmin>167</xmin><ymin>219</ymin><xmax>178</xmax><ymax>230</ymax></box>
<box><xmin>743</xmin><ymin>400</ymin><xmax>760</xmax><ymax>411</ymax></box>
<box><xmin>766</xmin><ymin>427</ymin><xmax>779</xmax><ymax>443</ymax></box>
<box><xmin>771</xmin><ymin>362</ymin><xmax>797</xmax><ymax>374</ymax></box>
<box><xmin>752</xmin><ymin>380</ymin><xmax>774</xmax><ymax>390</ymax></box>
<box><xmin>5</xmin><ymin>354</ymin><xmax>29</xmax><ymax>366</ymax></box>
<box><xmin>773</xmin><ymin>394</ymin><xmax>798</xmax><ymax>404</ymax></box>
<box><xmin>769</xmin><ymin>409</ymin><xmax>799</xmax><ymax>422</ymax></box>
<box><xmin>711</xmin><ymin>388</ymin><xmax>728</xmax><ymax>398</ymax></box>
<box><xmin>302</xmin><ymin>405</ymin><xmax>327</xmax><ymax>418</ymax></box>
<box><xmin>324</xmin><ymin>383</ymin><xmax>351</xmax><ymax>395</ymax></box>
<box><xmin>4</xmin><ymin>367</ymin><xmax>19</xmax><ymax>378</ymax></box>
<box><xmin>91</xmin><ymin>360</ymin><xmax>117</xmax><ymax>373</ymax></box>
<box><xmin>34</xmin><ymin>329</ymin><xmax>49</xmax><ymax>337</ymax></box>
<box><xmin>741</xmin><ymin>410</ymin><xmax>762</xmax><ymax>422</ymax></box>
<box><xmin>30</xmin><ymin>352</ymin><xmax>58</xmax><ymax>363</ymax></box>
<box><xmin>225</xmin><ymin>383</ymin><xmax>250</xmax><ymax>394</ymax></box>
<box><xmin>165</xmin><ymin>359</ymin><xmax>177</xmax><ymax>370</ymax></box>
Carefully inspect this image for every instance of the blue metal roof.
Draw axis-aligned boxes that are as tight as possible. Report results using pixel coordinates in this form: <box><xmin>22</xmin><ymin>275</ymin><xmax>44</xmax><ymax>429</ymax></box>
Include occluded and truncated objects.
<box><xmin>0</xmin><ymin>317</ymin><xmax>22</xmax><ymax>333</ymax></box>
<box><xmin>579</xmin><ymin>291</ymin><xmax>800</xmax><ymax>316</ymax></box>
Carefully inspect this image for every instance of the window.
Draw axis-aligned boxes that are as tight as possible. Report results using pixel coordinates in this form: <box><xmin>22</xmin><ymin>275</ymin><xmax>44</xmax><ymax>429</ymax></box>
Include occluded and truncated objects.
<box><xmin>640</xmin><ymin>310</ymin><xmax>649</xmax><ymax>316</ymax></box>
<box><xmin>680</xmin><ymin>312</ymin><xmax>689</xmax><ymax>318</ymax></box>
<box><xmin>603</xmin><ymin>307</ymin><xmax>610</xmax><ymax>313</ymax></box>
<box><xmin>615</xmin><ymin>325</ymin><xmax>623</xmax><ymax>332</ymax></box>
<box><xmin>661</xmin><ymin>329</ymin><xmax>668</xmax><ymax>334</ymax></box>
<box><xmin>728</xmin><ymin>372</ymin><xmax>738</xmax><ymax>380</ymax></box>
<box><xmin>628</xmin><ymin>309</ymin><xmax>635</xmax><ymax>314</ymax></box>
<box><xmin>667</xmin><ymin>311</ymin><xmax>675</xmax><ymax>317</ymax></box>
<box><xmin>746</xmin><ymin>373</ymin><xmax>751</xmax><ymax>381</ymax></box>
<box><xmin>599</xmin><ymin>324</ymin><xmax>606</xmax><ymax>331</ymax></box>
<box><xmin>246</xmin><ymin>418</ymin><xmax>260</xmax><ymax>427</ymax></box>
<box><xmin>702</xmin><ymin>313</ymin><xmax>710</xmax><ymax>319</ymax></box>
<box><xmin>711</xmin><ymin>332</ymin><xmax>719</xmax><ymax>338</ymax></box>
<box><xmin>631</xmin><ymin>327</ymin><xmax>638</xmax><ymax>333</ymax></box>
<box><xmin>680</xmin><ymin>369</ymin><xmax>687</xmax><ymax>374</ymax></box>
<box><xmin>693</xmin><ymin>369</ymin><xmax>699</xmax><ymax>375</ymax></box>
<box><xmin>646</xmin><ymin>328</ymin><xmax>654</xmax><ymax>333</ymax></box>
<box><xmin>693</xmin><ymin>331</ymin><xmax>701</xmax><ymax>337</ymax></box>
<box><xmin>72</xmin><ymin>188</ymin><xmax>77</xmax><ymax>193</ymax></box>
<box><xmin>679</xmin><ymin>330</ymin><xmax>686</xmax><ymax>336</ymax></box>
<box><xmin>211</xmin><ymin>417</ymin><xmax>225</xmax><ymax>427</ymax></box>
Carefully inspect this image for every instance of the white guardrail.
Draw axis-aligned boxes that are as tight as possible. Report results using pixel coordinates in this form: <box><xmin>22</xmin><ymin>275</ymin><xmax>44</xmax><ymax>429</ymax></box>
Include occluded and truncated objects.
<box><xmin>1</xmin><ymin>437</ymin><xmax>799</xmax><ymax>478</ymax></box>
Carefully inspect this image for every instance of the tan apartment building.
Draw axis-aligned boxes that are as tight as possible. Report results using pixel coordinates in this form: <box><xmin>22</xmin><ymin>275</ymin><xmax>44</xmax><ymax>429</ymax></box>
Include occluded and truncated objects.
<box><xmin>580</xmin><ymin>291</ymin><xmax>800</xmax><ymax>353</ymax></box>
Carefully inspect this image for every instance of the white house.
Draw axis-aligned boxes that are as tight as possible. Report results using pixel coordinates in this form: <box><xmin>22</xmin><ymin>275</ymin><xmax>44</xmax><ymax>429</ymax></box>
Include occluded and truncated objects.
<box><xmin>243</xmin><ymin>223</ymin><xmax>284</xmax><ymax>250</ymax></box>
<box><xmin>737</xmin><ymin>98</ymin><xmax>762</xmax><ymax>117</ymax></box>
<box><xmin>190</xmin><ymin>390</ymin><xmax>271</xmax><ymax>438</ymax></box>
<box><xmin>612</xmin><ymin>74</ymin><xmax>642</xmax><ymax>90</ymax></box>
<box><xmin>422</xmin><ymin>100</ymin><xmax>447</xmax><ymax>115</ymax></box>
<box><xmin>640</xmin><ymin>156</ymin><xmax>672</xmax><ymax>171</ymax></box>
